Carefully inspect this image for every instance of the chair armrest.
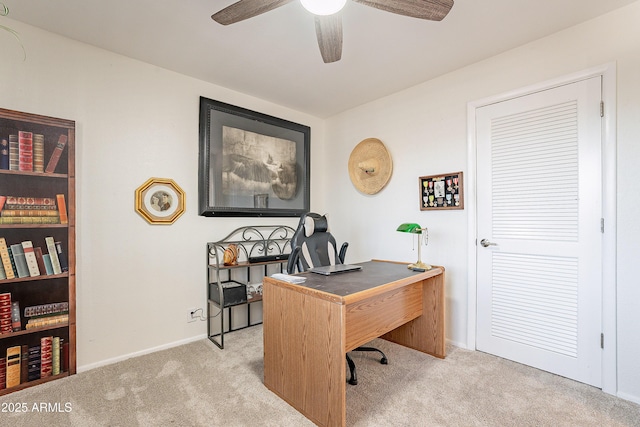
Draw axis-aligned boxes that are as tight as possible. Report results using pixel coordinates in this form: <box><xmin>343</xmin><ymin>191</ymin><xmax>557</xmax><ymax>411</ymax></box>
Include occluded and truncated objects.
<box><xmin>339</xmin><ymin>242</ymin><xmax>349</xmax><ymax>264</ymax></box>
<box><xmin>287</xmin><ymin>246</ymin><xmax>301</xmax><ymax>274</ymax></box>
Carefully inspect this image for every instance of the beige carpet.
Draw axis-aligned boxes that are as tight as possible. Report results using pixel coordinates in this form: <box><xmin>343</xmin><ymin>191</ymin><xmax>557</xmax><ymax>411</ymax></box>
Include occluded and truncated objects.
<box><xmin>3</xmin><ymin>325</ymin><xmax>639</xmax><ymax>426</ymax></box>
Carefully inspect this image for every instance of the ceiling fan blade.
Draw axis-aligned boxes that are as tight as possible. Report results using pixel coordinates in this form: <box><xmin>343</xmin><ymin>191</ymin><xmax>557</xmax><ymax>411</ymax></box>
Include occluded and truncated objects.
<box><xmin>353</xmin><ymin>0</ymin><xmax>454</xmax><ymax>21</ymax></box>
<box><xmin>212</xmin><ymin>0</ymin><xmax>295</xmax><ymax>25</ymax></box>
<box><xmin>315</xmin><ymin>15</ymin><xmax>343</xmax><ymax>63</ymax></box>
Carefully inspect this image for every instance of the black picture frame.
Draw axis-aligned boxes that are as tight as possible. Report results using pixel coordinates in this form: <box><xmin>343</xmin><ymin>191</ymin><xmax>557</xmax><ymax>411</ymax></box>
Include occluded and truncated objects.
<box><xmin>198</xmin><ymin>97</ymin><xmax>310</xmax><ymax>217</ymax></box>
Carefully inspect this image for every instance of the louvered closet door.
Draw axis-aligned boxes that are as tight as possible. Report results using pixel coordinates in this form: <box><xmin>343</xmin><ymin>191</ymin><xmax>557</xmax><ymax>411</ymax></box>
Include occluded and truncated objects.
<box><xmin>476</xmin><ymin>77</ymin><xmax>602</xmax><ymax>387</ymax></box>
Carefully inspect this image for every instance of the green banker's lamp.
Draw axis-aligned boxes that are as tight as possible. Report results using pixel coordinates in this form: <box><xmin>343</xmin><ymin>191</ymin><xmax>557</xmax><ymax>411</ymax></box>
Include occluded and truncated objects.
<box><xmin>396</xmin><ymin>223</ymin><xmax>432</xmax><ymax>271</ymax></box>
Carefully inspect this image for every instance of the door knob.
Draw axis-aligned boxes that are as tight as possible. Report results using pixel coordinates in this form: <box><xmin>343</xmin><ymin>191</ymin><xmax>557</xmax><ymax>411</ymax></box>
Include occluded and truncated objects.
<box><xmin>480</xmin><ymin>239</ymin><xmax>497</xmax><ymax>247</ymax></box>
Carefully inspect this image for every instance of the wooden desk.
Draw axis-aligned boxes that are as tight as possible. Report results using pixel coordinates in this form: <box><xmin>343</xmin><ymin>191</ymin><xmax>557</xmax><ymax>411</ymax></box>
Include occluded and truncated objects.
<box><xmin>263</xmin><ymin>260</ymin><xmax>445</xmax><ymax>427</ymax></box>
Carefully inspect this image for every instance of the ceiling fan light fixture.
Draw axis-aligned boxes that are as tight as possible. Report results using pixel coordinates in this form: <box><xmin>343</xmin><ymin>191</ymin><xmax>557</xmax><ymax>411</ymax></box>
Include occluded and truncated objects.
<box><xmin>300</xmin><ymin>0</ymin><xmax>347</xmax><ymax>16</ymax></box>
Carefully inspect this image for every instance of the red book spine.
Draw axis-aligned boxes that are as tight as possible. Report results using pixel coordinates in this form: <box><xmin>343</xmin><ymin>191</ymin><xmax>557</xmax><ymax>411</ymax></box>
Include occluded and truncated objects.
<box><xmin>45</xmin><ymin>134</ymin><xmax>67</xmax><ymax>173</ymax></box>
<box><xmin>0</xmin><ymin>293</ymin><xmax>12</xmax><ymax>335</ymax></box>
<box><xmin>40</xmin><ymin>336</ymin><xmax>53</xmax><ymax>378</ymax></box>
<box><xmin>0</xmin><ymin>357</ymin><xmax>6</xmax><ymax>390</ymax></box>
<box><xmin>18</xmin><ymin>131</ymin><xmax>33</xmax><ymax>172</ymax></box>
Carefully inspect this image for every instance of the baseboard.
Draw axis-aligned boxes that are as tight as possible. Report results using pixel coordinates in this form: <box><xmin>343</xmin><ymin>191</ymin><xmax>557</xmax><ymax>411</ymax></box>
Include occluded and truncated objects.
<box><xmin>446</xmin><ymin>338</ymin><xmax>468</xmax><ymax>350</ymax></box>
<box><xmin>77</xmin><ymin>333</ymin><xmax>208</xmax><ymax>373</ymax></box>
<box><xmin>616</xmin><ymin>391</ymin><xmax>640</xmax><ymax>405</ymax></box>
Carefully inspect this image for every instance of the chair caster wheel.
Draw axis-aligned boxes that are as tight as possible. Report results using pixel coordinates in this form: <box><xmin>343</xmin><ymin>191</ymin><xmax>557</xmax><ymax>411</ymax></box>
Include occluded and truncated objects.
<box><xmin>380</xmin><ymin>357</ymin><xmax>388</xmax><ymax>365</ymax></box>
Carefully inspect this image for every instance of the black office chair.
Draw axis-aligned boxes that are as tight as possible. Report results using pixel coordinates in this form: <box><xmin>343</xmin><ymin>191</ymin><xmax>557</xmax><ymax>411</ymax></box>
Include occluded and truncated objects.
<box><xmin>287</xmin><ymin>212</ymin><xmax>388</xmax><ymax>385</ymax></box>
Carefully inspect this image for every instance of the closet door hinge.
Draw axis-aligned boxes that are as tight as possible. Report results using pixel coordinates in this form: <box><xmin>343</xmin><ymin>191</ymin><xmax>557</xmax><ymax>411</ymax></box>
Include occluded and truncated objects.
<box><xmin>601</xmin><ymin>218</ymin><xmax>605</xmax><ymax>233</ymax></box>
<box><xmin>601</xmin><ymin>333</ymin><xmax>604</xmax><ymax>349</ymax></box>
<box><xmin>600</xmin><ymin>101</ymin><xmax>605</xmax><ymax>117</ymax></box>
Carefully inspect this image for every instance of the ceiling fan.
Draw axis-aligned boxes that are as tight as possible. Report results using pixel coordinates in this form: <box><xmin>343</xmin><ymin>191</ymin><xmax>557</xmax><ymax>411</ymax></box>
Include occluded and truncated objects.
<box><xmin>212</xmin><ymin>0</ymin><xmax>454</xmax><ymax>63</ymax></box>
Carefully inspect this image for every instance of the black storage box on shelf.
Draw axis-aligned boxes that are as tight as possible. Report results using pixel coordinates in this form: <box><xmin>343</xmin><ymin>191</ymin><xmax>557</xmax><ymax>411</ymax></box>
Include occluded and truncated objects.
<box><xmin>209</xmin><ymin>280</ymin><xmax>247</xmax><ymax>307</ymax></box>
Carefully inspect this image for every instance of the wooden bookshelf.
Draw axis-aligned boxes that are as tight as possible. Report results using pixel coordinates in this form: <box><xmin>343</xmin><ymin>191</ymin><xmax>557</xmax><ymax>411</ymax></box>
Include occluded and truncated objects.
<box><xmin>0</xmin><ymin>108</ymin><xmax>75</xmax><ymax>394</ymax></box>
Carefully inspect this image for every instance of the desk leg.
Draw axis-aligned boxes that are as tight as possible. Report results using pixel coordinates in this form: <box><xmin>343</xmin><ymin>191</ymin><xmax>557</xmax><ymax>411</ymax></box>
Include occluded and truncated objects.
<box><xmin>263</xmin><ymin>279</ymin><xmax>346</xmax><ymax>427</ymax></box>
<box><xmin>381</xmin><ymin>273</ymin><xmax>446</xmax><ymax>358</ymax></box>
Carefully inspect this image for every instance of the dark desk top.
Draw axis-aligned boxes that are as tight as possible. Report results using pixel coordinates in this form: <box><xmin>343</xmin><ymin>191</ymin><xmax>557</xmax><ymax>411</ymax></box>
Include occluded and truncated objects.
<box><xmin>296</xmin><ymin>260</ymin><xmax>432</xmax><ymax>297</ymax></box>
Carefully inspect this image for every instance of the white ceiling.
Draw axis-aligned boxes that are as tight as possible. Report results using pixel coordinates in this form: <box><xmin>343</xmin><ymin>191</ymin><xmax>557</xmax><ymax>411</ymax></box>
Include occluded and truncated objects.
<box><xmin>4</xmin><ymin>0</ymin><xmax>637</xmax><ymax>117</ymax></box>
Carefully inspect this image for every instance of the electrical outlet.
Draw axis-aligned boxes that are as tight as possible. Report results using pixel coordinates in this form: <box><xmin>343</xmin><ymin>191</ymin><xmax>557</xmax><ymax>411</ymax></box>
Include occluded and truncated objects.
<box><xmin>187</xmin><ymin>307</ymin><xmax>202</xmax><ymax>323</ymax></box>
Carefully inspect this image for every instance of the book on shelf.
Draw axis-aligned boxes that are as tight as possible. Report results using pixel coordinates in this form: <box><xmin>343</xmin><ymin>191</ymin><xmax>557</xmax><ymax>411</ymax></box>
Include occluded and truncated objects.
<box><xmin>0</xmin><ymin>357</ymin><xmax>6</xmax><ymax>390</ymax></box>
<box><xmin>0</xmin><ymin>217</ymin><xmax>60</xmax><ymax>225</ymax></box>
<box><xmin>34</xmin><ymin>247</ymin><xmax>47</xmax><ymax>276</ymax></box>
<box><xmin>56</xmin><ymin>194</ymin><xmax>68</xmax><ymax>224</ymax></box>
<box><xmin>0</xmin><ymin>138</ymin><xmax>8</xmax><ymax>170</ymax></box>
<box><xmin>61</xmin><ymin>340</ymin><xmax>69</xmax><ymax>373</ymax></box>
<box><xmin>24</xmin><ymin>301</ymin><xmax>69</xmax><ymax>317</ymax></box>
<box><xmin>18</xmin><ymin>131</ymin><xmax>33</xmax><ymax>172</ymax></box>
<box><xmin>42</xmin><ymin>254</ymin><xmax>54</xmax><ymax>275</ymax></box>
<box><xmin>8</xmin><ymin>134</ymin><xmax>19</xmax><ymax>171</ymax></box>
<box><xmin>0</xmin><ymin>260</ymin><xmax>5</xmax><ymax>280</ymax></box>
<box><xmin>6</xmin><ymin>346</ymin><xmax>21</xmax><ymax>388</ymax></box>
<box><xmin>20</xmin><ymin>345</ymin><xmax>28</xmax><ymax>384</ymax></box>
<box><xmin>0</xmin><ymin>237</ymin><xmax>15</xmax><ymax>279</ymax></box>
<box><xmin>44</xmin><ymin>134</ymin><xmax>67</xmax><ymax>174</ymax></box>
<box><xmin>3</xmin><ymin>204</ymin><xmax>57</xmax><ymax>211</ymax></box>
<box><xmin>25</xmin><ymin>314</ymin><xmax>69</xmax><ymax>330</ymax></box>
<box><xmin>27</xmin><ymin>345</ymin><xmax>40</xmax><ymax>382</ymax></box>
<box><xmin>0</xmin><ymin>292</ymin><xmax>12</xmax><ymax>334</ymax></box>
<box><xmin>7</xmin><ymin>246</ymin><xmax>18</xmax><ymax>279</ymax></box>
<box><xmin>33</xmin><ymin>133</ymin><xmax>44</xmax><ymax>173</ymax></box>
<box><xmin>9</xmin><ymin>243</ymin><xmax>30</xmax><ymax>278</ymax></box>
<box><xmin>21</xmin><ymin>241</ymin><xmax>41</xmax><ymax>277</ymax></box>
<box><xmin>40</xmin><ymin>336</ymin><xmax>53</xmax><ymax>378</ymax></box>
<box><xmin>52</xmin><ymin>337</ymin><xmax>60</xmax><ymax>376</ymax></box>
<box><xmin>11</xmin><ymin>301</ymin><xmax>21</xmax><ymax>332</ymax></box>
<box><xmin>7</xmin><ymin>247</ymin><xmax>18</xmax><ymax>277</ymax></box>
<box><xmin>55</xmin><ymin>241</ymin><xmax>68</xmax><ymax>273</ymax></box>
<box><xmin>1</xmin><ymin>209</ymin><xmax>60</xmax><ymax>217</ymax></box>
<box><xmin>45</xmin><ymin>237</ymin><xmax>62</xmax><ymax>275</ymax></box>
<box><xmin>5</xmin><ymin>196</ymin><xmax>57</xmax><ymax>208</ymax></box>
<box><xmin>0</xmin><ymin>195</ymin><xmax>6</xmax><ymax>212</ymax></box>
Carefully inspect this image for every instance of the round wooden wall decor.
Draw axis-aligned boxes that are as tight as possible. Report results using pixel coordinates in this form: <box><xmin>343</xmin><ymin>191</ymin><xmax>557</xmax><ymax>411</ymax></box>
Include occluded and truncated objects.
<box><xmin>348</xmin><ymin>138</ymin><xmax>393</xmax><ymax>195</ymax></box>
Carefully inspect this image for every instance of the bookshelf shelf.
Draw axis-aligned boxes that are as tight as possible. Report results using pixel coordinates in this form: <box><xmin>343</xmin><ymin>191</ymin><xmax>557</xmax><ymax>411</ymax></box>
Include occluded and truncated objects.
<box><xmin>0</xmin><ymin>169</ymin><xmax>68</xmax><ymax>179</ymax></box>
<box><xmin>0</xmin><ymin>272</ymin><xmax>68</xmax><ymax>285</ymax></box>
<box><xmin>0</xmin><ymin>224</ymin><xmax>70</xmax><ymax>230</ymax></box>
<box><xmin>207</xmin><ymin>225</ymin><xmax>295</xmax><ymax>349</ymax></box>
<box><xmin>0</xmin><ymin>372</ymin><xmax>69</xmax><ymax>396</ymax></box>
<box><xmin>0</xmin><ymin>323</ymin><xmax>69</xmax><ymax>340</ymax></box>
<box><xmin>0</xmin><ymin>107</ymin><xmax>75</xmax><ymax>394</ymax></box>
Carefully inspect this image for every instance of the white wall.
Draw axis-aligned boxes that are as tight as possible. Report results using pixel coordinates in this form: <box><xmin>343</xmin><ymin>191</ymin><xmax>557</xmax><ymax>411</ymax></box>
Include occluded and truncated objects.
<box><xmin>1</xmin><ymin>0</ymin><xmax>639</xmax><ymax>404</ymax></box>
<box><xmin>0</xmin><ymin>20</ymin><xmax>326</xmax><ymax>369</ymax></box>
<box><xmin>323</xmin><ymin>2</ymin><xmax>640</xmax><ymax>403</ymax></box>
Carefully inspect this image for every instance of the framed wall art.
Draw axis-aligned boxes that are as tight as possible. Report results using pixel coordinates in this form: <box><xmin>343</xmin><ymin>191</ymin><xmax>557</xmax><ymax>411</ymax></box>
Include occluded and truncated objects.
<box><xmin>419</xmin><ymin>172</ymin><xmax>464</xmax><ymax>210</ymax></box>
<box><xmin>135</xmin><ymin>177</ymin><xmax>186</xmax><ymax>224</ymax></box>
<box><xmin>198</xmin><ymin>97</ymin><xmax>310</xmax><ymax>217</ymax></box>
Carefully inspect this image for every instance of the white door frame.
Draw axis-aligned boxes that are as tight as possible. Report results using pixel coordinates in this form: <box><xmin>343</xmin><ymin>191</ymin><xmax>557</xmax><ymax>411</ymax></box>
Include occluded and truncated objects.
<box><xmin>466</xmin><ymin>63</ymin><xmax>617</xmax><ymax>395</ymax></box>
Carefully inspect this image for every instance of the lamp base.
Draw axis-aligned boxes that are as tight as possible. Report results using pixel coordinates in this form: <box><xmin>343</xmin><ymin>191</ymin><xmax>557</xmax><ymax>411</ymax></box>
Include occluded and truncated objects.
<box><xmin>408</xmin><ymin>261</ymin><xmax>432</xmax><ymax>270</ymax></box>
